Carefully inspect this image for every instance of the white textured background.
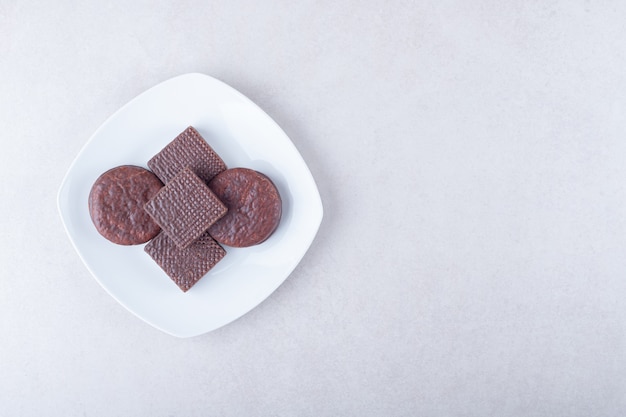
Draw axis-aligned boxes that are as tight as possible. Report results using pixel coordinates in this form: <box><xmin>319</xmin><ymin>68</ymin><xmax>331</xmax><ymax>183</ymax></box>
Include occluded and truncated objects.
<box><xmin>2</xmin><ymin>1</ymin><xmax>626</xmax><ymax>416</ymax></box>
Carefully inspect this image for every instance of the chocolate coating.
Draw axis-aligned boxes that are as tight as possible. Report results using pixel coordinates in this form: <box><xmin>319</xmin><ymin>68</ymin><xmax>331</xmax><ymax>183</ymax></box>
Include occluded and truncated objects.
<box><xmin>144</xmin><ymin>231</ymin><xmax>226</xmax><ymax>292</ymax></box>
<box><xmin>144</xmin><ymin>167</ymin><xmax>227</xmax><ymax>249</ymax></box>
<box><xmin>88</xmin><ymin>165</ymin><xmax>163</xmax><ymax>245</ymax></box>
<box><xmin>208</xmin><ymin>168</ymin><xmax>282</xmax><ymax>247</ymax></box>
<box><xmin>148</xmin><ymin>126</ymin><xmax>227</xmax><ymax>184</ymax></box>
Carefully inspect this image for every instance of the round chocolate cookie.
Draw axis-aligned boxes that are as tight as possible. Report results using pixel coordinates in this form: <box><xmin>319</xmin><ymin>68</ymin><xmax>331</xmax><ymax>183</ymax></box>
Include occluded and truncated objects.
<box><xmin>89</xmin><ymin>165</ymin><xmax>163</xmax><ymax>245</ymax></box>
<box><xmin>208</xmin><ymin>168</ymin><xmax>282</xmax><ymax>247</ymax></box>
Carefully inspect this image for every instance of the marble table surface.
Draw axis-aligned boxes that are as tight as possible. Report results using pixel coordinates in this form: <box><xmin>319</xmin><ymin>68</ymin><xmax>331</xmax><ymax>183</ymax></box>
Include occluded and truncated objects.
<box><xmin>2</xmin><ymin>1</ymin><xmax>626</xmax><ymax>416</ymax></box>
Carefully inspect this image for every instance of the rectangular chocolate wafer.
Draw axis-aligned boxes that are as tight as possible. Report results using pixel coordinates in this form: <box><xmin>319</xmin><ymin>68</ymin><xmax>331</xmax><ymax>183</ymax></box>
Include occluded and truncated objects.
<box><xmin>145</xmin><ymin>231</ymin><xmax>226</xmax><ymax>292</ymax></box>
<box><xmin>144</xmin><ymin>167</ymin><xmax>227</xmax><ymax>249</ymax></box>
<box><xmin>148</xmin><ymin>126</ymin><xmax>227</xmax><ymax>184</ymax></box>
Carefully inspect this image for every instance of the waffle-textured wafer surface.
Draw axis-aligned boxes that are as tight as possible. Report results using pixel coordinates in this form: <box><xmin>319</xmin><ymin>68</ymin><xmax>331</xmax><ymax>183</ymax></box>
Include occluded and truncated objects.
<box><xmin>144</xmin><ymin>231</ymin><xmax>226</xmax><ymax>292</ymax></box>
<box><xmin>148</xmin><ymin>126</ymin><xmax>226</xmax><ymax>184</ymax></box>
<box><xmin>88</xmin><ymin>165</ymin><xmax>163</xmax><ymax>245</ymax></box>
<box><xmin>144</xmin><ymin>167</ymin><xmax>228</xmax><ymax>248</ymax></box>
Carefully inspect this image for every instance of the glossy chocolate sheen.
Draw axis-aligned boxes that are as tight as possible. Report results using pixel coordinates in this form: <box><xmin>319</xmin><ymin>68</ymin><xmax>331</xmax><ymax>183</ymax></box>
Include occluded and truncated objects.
<box><xmin>208</xmin><ymin>168</ymin><xmax>282</xmax><ymax>248</ymax></box>
<box><xmin>147</xmin><ymin>126</ymin><xmax>227</xmax><ymax>184</ymax></box>
<box><xmin>144</xmin><ymin>167</ymin><xmax>227</xmax><ymax>249</ymax></box>
<box><xmin>88</xmin><ymin>165</ymin><xmax>163</xmax><ymax>245</ymax></box>
<box><xmin>144</xmin><ymin>231</ymin><xmax>226</xmax><ymax>292</ymax></box>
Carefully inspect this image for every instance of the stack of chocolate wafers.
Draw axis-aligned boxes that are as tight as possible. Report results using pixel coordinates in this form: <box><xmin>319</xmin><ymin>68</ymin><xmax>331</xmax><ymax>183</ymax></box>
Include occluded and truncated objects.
<box><xmin>88</xmin><ymin>127</ymin><xmax>282</xmax><ymax>292</ymax></box>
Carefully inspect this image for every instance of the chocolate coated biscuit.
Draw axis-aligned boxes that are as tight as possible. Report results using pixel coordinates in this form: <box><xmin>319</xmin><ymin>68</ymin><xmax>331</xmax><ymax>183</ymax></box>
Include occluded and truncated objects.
<box><xmin>144</xmin><ymin>231</ymin><xmax>226</xmax><ymax>292</ymax></box>
<box><xmin>208</xmin><ymin>168</ymin><xmax>282</xmax><ymax>247</ymax></box>
<box><xmin>144</xmin><ymin>167</ymin><xmax>228</xmax><ymax>249</ymax></box>
<box><xmin>148</xmin><ymin>126</ymin><xmax>227</xmax><ymax>184</ymax></box>
<box><xmin>88</xmin><ymin>165</ymin><xmax>163</xmax><ymax>245</ymax></box>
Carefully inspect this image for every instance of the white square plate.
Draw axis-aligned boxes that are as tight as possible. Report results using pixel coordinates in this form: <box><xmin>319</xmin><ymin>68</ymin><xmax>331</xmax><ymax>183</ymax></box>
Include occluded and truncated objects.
<box><xmin>57</xmin><ymin>73</ymin><xmax>323</xmax><ymax>337</ymax></box>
